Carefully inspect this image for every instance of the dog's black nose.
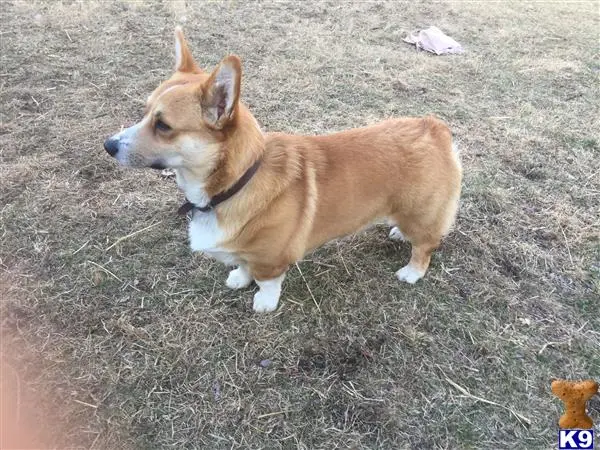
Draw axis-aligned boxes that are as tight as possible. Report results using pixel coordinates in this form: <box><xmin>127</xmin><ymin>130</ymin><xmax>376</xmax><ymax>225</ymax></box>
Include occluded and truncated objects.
<box><xmin>104</xmin><ymin>138</ymin><xmax>119</xmax><ymax>157</ymax></box>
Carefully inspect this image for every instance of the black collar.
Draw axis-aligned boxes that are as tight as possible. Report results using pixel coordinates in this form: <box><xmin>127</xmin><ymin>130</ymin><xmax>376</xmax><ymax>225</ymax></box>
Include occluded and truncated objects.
<box><xmin>178</xmin><ymin>158</ymin><xmax>261</xmax><ymax>215</ymax></box>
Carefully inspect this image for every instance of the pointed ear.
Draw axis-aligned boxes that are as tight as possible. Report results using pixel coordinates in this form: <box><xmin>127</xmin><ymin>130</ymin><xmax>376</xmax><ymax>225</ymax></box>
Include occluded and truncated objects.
<box><xmin>201</xmin><ymin>55</ymin><xmax>242</xmax><ymax>129</ymax></box>
<box><xmin>174</xmin><ymin>26</ymin><xmax>198</xmax><ymax>72</ymax></box>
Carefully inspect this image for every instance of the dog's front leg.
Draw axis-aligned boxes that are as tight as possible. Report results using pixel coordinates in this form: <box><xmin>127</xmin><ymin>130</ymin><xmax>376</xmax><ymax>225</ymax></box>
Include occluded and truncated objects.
<box><xmin>253</xmin><ymin>274</ymin><xmax>285</xmax><ymax>313</ymax></box>
<box><xmin>250</xmin><ymin>265</ymin><xmax>287</xmax><ymax>313</ymax></box>
<box><xmin>226</xmin><ymin>265</ymin><xmax>253</xmax><ymax>289</ymax></box>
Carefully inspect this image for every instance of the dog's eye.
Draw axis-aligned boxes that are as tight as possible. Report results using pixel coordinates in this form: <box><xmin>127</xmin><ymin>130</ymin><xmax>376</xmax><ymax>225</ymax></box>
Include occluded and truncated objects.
<box><xmin>155</xmin><ymin>119</ymin><xmax>172</xmax><ymax>133</ymax></box>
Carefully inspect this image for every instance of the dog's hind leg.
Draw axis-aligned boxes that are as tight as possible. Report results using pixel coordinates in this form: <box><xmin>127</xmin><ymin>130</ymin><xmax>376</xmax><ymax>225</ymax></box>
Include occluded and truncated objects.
<box><xmin>391</xmin><ymin>212</ymin><xmax>444</xmax><ymax>284</ymax></box>
<box><xmin>392</xmin><ymin>188</ymin><xmax>459</xmax><ymax>283</ymax></box>
<box><xmin>388</xmin><ymin>226</ymin><xmax>406</xmax><ymax>241</ymax></box>
<box><xmin>396</xmin><ymin>240</ymin><xmax>438</xmax><ymax>284</ymax></box>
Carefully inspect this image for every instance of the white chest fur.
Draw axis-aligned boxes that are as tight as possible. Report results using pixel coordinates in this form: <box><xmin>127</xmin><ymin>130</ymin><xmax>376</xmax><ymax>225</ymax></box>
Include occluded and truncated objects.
<box><xmin>176</xmin><ymin>170</ymin><xmax>239</xmax><ymax>266</ymax></box>
<box><xmin>188</xmin><ymin>212</ymin><xmax>238</xmax><ymax>265</ymax></box>
<box><xmin>188</xmin><ymin>210</ymin><xmax>224</xmax><ymax>252</ymax></box>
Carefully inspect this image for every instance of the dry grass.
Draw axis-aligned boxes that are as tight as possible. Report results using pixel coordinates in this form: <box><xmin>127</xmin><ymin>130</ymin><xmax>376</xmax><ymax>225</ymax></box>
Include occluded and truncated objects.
<box><xmin>1</xmin><ymin>1</ymin><xmax>599</xmax><ymax>448</ymax></box>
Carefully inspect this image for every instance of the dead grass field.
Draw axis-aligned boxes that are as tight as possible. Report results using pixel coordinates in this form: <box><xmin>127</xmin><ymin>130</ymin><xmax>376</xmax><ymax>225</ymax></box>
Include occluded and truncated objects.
<box><xmin>1</xmin><ymin>1</ymin><xmax>599</xmax><ymax>448</ymax></box>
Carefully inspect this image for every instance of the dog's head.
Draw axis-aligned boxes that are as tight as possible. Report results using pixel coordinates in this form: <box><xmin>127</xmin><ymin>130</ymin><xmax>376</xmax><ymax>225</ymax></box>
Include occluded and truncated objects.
<box><xmin>104</xmin><ymin>27</ymin><xmax>249</xmax><ymax>180</ymax></box>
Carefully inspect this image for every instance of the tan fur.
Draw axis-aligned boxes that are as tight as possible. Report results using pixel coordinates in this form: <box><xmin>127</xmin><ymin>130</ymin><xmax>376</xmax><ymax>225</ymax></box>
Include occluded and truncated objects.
<box><xmin>226</xmin><ymin>115</ymin><xmax>460</xmax><ymax>279</ymax></box>
<box><xmin>107</xmin><ymin>28</ymin><xmax>462</xmax><ymax>309</ymax></box>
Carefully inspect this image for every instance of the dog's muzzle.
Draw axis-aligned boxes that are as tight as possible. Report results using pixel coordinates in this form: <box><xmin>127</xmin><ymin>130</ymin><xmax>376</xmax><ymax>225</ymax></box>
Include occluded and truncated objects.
<box><xmin>104</xmin><ymin>137</ymin><xmax>119</xmax><ymax>157</ymax></box>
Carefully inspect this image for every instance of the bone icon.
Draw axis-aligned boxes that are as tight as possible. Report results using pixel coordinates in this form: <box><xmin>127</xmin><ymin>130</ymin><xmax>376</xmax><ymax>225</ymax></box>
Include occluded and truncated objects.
<box><xmin>551</xmin><ymin>379</ymin><xmax>598</xmax><ymax>429</ymax></box>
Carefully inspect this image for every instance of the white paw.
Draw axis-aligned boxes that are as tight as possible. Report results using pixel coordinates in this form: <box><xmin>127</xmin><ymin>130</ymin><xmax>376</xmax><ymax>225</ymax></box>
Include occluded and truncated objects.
<box><xmin>226</xmin><ymin>267</ymin><xmax>253</xmax><ymax>289</ymax></box>
<box><xmin>253</xmin><ymin>290</ymin><xmax>279</xmax><ymax>313</ymax></box>
<box><xmin>396</xmin><ymin>265</ymin><xmax>424</xmax><ymax>284</ymax></box>
<box><xmin>389</xmin><ymin>226</ymin><xmax>405</xmax><ymax>241</ymax></box>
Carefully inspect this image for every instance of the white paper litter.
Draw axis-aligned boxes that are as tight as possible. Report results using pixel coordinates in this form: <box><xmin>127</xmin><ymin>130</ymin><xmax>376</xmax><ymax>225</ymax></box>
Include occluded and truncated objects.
<box><xmin>404</xmin><ymin>26</ymin><xmax>464</xmax><ymax>55</ymax></box>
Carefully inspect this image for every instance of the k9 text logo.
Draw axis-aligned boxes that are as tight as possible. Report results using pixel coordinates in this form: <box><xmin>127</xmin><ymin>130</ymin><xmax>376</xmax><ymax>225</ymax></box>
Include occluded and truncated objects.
<box><xmin>558</xmin><ymin>430</ymin><xmax>594</xmax><ymax>450</ymax></box>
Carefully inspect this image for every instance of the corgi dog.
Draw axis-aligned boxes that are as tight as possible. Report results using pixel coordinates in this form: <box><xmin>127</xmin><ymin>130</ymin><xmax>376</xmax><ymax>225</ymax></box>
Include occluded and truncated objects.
<box><xmin>104</xmin><ymin>27</ymin><xmax>462</xmax><ymax>313</ymax></box>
